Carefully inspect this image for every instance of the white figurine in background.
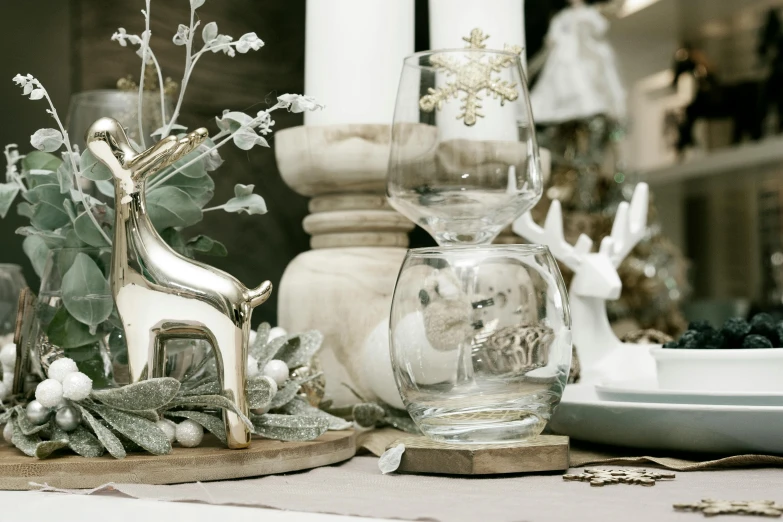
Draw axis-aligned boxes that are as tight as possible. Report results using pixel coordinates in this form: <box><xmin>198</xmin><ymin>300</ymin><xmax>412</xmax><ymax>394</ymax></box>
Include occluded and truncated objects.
<box><xmin>530</xmin><ymin>0</ymin><xmax>626</xmax><ymax>124</ymax></box>
<box><xmin>513</xmin><ymin>182</ymin><xmax>656</xmax><ymax>384</ymax></box>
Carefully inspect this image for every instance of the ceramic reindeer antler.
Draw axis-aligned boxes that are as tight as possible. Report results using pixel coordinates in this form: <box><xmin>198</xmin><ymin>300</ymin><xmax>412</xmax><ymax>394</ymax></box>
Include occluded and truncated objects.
<box><xmin>513</xmin><ymin>183</ymin><xmax>653</xmax><ymax>383</ymax></box>
<box><xmin>86</xmin><ymin>117</ymin><xmax>272</xmax><ymax>448</ymax></box>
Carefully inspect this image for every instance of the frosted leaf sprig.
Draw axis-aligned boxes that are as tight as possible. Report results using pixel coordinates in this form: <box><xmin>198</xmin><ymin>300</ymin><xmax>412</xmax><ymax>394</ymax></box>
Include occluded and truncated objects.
<box><xmin>0</xmin><ymin>325</ymin><xmax>349</xmax><ymax>459</ymax></box>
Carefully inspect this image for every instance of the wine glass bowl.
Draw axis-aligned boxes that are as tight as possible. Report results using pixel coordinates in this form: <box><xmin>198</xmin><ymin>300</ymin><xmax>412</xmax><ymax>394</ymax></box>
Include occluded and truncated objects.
<box><xmin>387</xmin><ymin>49</ymin><xmax>542</xmax><ymax>246</ymax></box>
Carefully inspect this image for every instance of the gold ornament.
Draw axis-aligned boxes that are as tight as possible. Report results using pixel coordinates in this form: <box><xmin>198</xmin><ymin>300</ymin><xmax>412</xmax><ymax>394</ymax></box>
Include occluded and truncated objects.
<box><xmin>563</xmin><ymin>468</ymin><xmax>675</xmax><ymax>487</ymax></box>
<box><xmin>674</xmin><ymin>499</ymin><xmax>783</xmax><ymax>518</ymax></box>
<box><xmin>86</xmin><ymin>117</ymin><xmax>273</xmax><ymax>449</ymax></box>
<box><xmin>292</xmin><ymin>356</ymin><xmax>326</xmax><ymax>407</ymax></box>
<box><xmin>419</xmin><ymin>28</ymin><xmax>522</xmax><ymax>126</ymax></box>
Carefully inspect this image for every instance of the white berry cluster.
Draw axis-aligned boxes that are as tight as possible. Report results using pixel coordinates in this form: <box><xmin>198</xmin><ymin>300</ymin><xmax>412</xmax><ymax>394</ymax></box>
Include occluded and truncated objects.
<box><xmin>246</xmin><ymin>326</ymin><xmax>290</xmax><ymax>414</ymax></box>
<box><xmin>0</xmin><ymin>343</ymin><xmax>16</xmax><ymax>400</ymax></box>
<box><xmin>156</xmin><ymin>418</ymin><xmax>204</xmax><ymax>448</ymax></box>
<box><xmin>35</xmin><ymin>357</ymin><xmax>93</xmax><ymax>408</ymax></box>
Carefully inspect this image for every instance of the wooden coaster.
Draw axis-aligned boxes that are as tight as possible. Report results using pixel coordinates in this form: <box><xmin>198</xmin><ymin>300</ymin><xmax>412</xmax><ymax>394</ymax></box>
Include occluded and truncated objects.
<box><xmin>0</xmin><ymin>430</ymin><xmax>355</xmax><ymax>490</ymax></box>
<box><xmin>388</xmin><ymin>435</ymin><xmax>569</xmax><ymax>475</ymax></box>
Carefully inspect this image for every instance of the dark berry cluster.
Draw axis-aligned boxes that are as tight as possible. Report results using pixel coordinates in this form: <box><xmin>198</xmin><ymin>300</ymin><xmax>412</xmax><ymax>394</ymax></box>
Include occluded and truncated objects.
<box><xmin>663</xmin><ymin>314</ymin><xmax>782</xmax><ymax>349</ymax></box>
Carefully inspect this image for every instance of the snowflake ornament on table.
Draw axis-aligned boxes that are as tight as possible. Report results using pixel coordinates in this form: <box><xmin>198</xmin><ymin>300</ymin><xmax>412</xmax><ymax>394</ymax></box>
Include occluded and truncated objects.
<box><xmin>674</xmin><ymin>499</ymin><xmax>783</xmax><ymax>518</ymax></box>
<box><xmin>419</xmin><ymin>28</ymin><xmax>522</xmax><ymax>126</ymax></box>
<box><xmin>563</xmin><ymin>468</ymin><xmax>675</xmax><ymax>487</ymax></box>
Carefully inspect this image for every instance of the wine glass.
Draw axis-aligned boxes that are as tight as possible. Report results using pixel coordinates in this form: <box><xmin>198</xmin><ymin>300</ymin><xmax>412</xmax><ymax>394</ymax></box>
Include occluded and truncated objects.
<box><xmin>390</xmin><ymin>244</ymin><xmax>571</xmax><ymax>443</ymax></box>
<box><xmin>387</xmin><ymin>49</ymin><xmax>543</xmax><ymax>246</ymax></box>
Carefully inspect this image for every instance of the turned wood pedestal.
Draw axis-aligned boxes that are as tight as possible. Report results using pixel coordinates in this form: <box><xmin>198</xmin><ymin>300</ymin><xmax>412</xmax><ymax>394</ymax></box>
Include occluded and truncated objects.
<box><xmin>275</xmin><ymin>124</ymin><xmax>414</xmax><ymax>406</ymax></box>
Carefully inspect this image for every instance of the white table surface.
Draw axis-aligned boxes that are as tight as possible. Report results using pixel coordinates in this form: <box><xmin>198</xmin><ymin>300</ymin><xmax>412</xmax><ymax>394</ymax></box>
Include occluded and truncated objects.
<box><xmin>0</xmin><ymin>491</ymin><xmax>385</xmax><ymax>522</ymax></box>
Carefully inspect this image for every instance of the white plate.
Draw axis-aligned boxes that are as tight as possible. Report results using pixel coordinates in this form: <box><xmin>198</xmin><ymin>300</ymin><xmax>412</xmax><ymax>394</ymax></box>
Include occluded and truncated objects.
<box><xmin>549</xmin><ymin>384</ymin><xmax>783</xmax><ymax>454</ymax></box>
<box><xmin>594</xmin><ymin>380</ymin><xmax>783</xmax><ymax>406</ymax></box>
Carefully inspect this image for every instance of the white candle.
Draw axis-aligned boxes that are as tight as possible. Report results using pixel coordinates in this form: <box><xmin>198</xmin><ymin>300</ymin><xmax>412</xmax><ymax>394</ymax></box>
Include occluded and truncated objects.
<box><xmin>429</xmin><ymin>0</ymin><xmax>526</xmax><ymax>68</ymax></box>
<box><xmin>304</xmin><ymin>0</ymin><xmax>415</xmax><ymax>126</ymax></box>
<box><xmin>428</xmin><ymin>0</ymin><xmax>527</xmax><ymax>141</ymax></box>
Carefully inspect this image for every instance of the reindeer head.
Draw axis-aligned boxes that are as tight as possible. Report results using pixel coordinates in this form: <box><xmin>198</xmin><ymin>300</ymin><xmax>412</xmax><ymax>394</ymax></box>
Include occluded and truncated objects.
<box><xmin>85</xmin><ymin>117</ymin><xmax>207</xmax><ymax>203</ymax></box>
<box><xmin>512</xmin><ymin>183</ymin><xmax>649</xmax><ymax>300</ymax></box>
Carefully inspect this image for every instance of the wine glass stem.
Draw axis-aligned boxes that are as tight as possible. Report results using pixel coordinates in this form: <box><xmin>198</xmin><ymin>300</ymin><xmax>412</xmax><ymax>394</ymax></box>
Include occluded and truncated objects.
<box><xmin>454</xmin><ymin>264</ymin><xmax>480</xmax><ymax>385</ymax></box>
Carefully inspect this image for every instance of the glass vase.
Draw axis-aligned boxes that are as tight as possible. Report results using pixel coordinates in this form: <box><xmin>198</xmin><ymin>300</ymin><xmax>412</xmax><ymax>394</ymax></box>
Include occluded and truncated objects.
<box><xmin>0</xmin><ymin>264</ymin><xmax>27</xmax><ymax>339</ymax></box>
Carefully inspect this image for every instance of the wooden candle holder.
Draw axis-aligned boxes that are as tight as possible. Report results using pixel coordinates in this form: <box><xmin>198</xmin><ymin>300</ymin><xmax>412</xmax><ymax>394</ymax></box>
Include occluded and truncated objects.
<box><xmin>275</xmin><ymin>124</ymin><xmax>414</xmax><ymax>407</ymax></box>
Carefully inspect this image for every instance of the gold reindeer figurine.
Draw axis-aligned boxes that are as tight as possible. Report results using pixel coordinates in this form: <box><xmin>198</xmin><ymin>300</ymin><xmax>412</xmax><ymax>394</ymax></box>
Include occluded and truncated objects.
<box><xmin>86</xmin><ymin>117</ymin><xmax>272</xmax><ymax>448</ymax></box>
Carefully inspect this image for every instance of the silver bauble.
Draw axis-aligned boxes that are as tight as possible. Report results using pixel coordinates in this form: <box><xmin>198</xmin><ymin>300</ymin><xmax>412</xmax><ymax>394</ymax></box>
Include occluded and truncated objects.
<box><xmin>55</xmin><ymin>404</ymin><xmax>82</xmax><ymax>432</ymax></box>
<box><xmin>25</xmin><ymin>400</ymin><xmax>52</xmax><ymax>426</ymax></box>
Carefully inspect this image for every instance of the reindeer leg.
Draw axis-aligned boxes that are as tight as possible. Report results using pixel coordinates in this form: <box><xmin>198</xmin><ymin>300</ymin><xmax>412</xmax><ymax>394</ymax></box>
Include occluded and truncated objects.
<box><xmin>211</xmin><ymin>316</ymin><xmax>251</xmax><ymax>449</ymax></box>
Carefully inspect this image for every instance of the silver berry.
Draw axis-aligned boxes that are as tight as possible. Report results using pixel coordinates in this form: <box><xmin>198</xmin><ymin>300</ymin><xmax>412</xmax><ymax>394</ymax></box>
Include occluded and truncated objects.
<box><xmin>25</xmin><ymin>400</ymin><xmax>52</xmax><ymax>426</ymax></box>
<box><xmin>54</xmin><ymin>404</ymin><xmax>82</xmax><ymax>432</ymax></box>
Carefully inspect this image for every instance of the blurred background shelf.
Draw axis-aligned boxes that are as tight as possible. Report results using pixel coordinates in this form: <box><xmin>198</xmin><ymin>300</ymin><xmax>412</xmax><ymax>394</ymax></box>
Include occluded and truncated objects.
<box><xmin>643</xmin><ymin>137</ymin><xmax>783</xmax><ymax>186</ymax></box>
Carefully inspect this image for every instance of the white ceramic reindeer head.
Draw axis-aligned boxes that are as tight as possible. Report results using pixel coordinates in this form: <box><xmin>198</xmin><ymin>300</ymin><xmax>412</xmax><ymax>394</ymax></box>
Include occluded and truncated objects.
<box><xmin>513</xmin><ymin>183</ymin><xmax>654</xmax><ymax>383</ymax></box>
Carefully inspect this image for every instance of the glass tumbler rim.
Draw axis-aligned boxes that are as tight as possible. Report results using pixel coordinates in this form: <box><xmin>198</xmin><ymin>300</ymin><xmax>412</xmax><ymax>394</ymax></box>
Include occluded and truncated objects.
<box><xmin>406</xmin><ymin>243</ymin><xmax>551</xmax><ymax>257</ymax></box>
<box><xmin>403</xmin><ymin>48</ymin><xmax>525</xmax><ymax>70</ymax></box>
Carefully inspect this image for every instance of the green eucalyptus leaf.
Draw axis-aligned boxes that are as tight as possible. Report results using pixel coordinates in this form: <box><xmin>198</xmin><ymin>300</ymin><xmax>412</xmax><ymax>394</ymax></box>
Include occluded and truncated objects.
<box><xmin>95</xmin><ymin>180</ymin><xmax>115</xmax><ymax>199</ymax></box>
<box><xmin>61</xmin><ymin>253</ymin><xmax>113</xmax><ymax>327</ymax></box>
<box><xmin>26</xmin><ymin>184</ymin><xmax>69</xmax><ymax>230</ymax></box>
<box><xmin>159</xmin><ymin>227</ymin><xmax>190</xmax><ymax>257</ymax></box>
<box><xmin>153</xmin><ymin>171</ymin><xmax>214</xmax><ymax>207</ymax></box>
<box><xmin>22</xmin><ymin>235</ymin><xmax>50</xmax><ymax>277</ymax></box>
<box><xmin>165</xmin><ymin>410</ymin><xmax>227</xmax><ymax>446</ymax></box>
<box><xmin>21</xmin><ymin>151</ymin><xmax>61</xmax><ymax>173</ymax></box>
<box><xmin>91</xmin><ymin>378</ymin><xmax>180</xmax><ymax>411</ymax></box>
<box><xmin>223</xmin><ymin>184</ymin><xmax>266</xmax><ymax>215</ymax></box>
<box><xmin>77</xmin><ymin>405</ymin><xmax>126</xmax><ymax>459</ymax></box>
<box><xmin>67</xmin><ymin>425</ymin><xmax>105</xmax><ymax>457</ymax></box>
<box><xmin>16</xmin><ymin>226</ymin><xmax>68</xmax><ymax>247</ymax></box>
<box><xmin>186</xmin><ymin>235</ymin><xmax>227</xmax><ymax>256</ymax></box>
<box><xmin>86</xmin><ymin>404</ymin><xmax>171</xmax><ymax>456</ymax></box>
<box><xmin>280</xmin><ymin>397</ymin><xmax>352</xmax><ymax>430</ymax></box>
<box><xmin>79</xmin><ymin>148</ymin><xmax>113</xmax><ymax>181</ymax></box>
<box><xmin>46</xmin><ymin>305</ymin><xmax>104</xmax><ymax>348</ymax></box>
<box><xmin>56</xmin><ymin>161</ymin><xmax>73</xmax><ymax>194</ymax></box>
<box><xmin>146</xmin><ymin>186</ymin><xmax>202</xmax><ymax>230</ymax></box>
<box><xmin>17</xmin><ymin>201</ymin><xmax>34</xmax><ymax>218</ymax></box>
<box><xmin>73</xmin><ymin>211</ymin><xmax>110</xmax><ymax>247</ymax></box>
<box><xmin>250</xmin><ymin>413</ymin><xmax>328</xmax><ymax>441</ymax></box>
<box><xmin>0</xmin><ymin>182</ymin><xmax>20</xmax><ymax>218</ymax></box>
<box><xmin>31</xmin><ymin>128</ymin><xmax>64</xmax><ymax>153</ymax></box>
<box><xmin>63</xmin><ymin>199</ymin><xmax>77</xmax><ymax>223</ymax></box>
<box><xmin>246</xmin><ymin>377</ymin><xmax>276</xmax><ymax>409</ymax></box>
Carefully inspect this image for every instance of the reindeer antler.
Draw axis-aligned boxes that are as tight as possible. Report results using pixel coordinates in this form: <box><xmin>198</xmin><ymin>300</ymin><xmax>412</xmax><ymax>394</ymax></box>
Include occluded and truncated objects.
<box><xmin>512</xmin><ymin>200</ymin><xmax>593</xmax><ymax>271</ymax></box>
<box><xmin>607</xmin><ymin>182</ymin><xmax>649</xmax><ymax>267</ymax></box>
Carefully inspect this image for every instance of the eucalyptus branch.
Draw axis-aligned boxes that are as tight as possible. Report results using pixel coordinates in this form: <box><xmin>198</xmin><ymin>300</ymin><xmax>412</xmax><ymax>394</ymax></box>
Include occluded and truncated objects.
<box><xmin>110</xmin><ymin>28</ymin><xmax>166</xmax><ymax>124</ymax></box>
<box><xmin>161</xmin><ymin>6</ymin><xmax>197</xmax><ymax>138</ymax></box>
<box><xmin>14</xmin><ymin>76</ymin><xmax>112</xmax><ymax>246</ymax></box>
<box><xmin>137</xmin><ymin>0</ymin><xmax>152</xmax><ymax>149</ymax></box>
<box><xmin>4</xmin><ymin>145</ymin><xmax>27</xmax><ymax>193</ymax></box>
<box><xmin>149</xmin><ymin>47</ymin><xmax>167</xmax><ymax>123</ymax></box>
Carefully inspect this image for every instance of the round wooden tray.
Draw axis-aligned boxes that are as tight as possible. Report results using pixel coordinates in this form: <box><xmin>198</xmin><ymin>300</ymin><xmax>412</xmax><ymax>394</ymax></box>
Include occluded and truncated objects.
<box><xmin>0</xmin><ymin>430</ymin><xmax>355</xmax><ymax>490</ymax></box>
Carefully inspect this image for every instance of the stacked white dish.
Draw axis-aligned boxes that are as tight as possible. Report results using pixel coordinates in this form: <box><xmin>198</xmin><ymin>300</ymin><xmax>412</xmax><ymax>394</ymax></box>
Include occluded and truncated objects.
<box><xmin>549</xmin><ymin>346</ymin><xmax>783</xmax><ymax>455</ymax></box>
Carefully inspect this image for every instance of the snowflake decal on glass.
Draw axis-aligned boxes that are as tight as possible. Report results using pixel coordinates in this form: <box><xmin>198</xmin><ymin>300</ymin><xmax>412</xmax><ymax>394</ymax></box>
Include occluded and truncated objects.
<box><xmin>419</xmin><ymin>28</ymin><xmax>522</xmax><ymax>126</ymax></box>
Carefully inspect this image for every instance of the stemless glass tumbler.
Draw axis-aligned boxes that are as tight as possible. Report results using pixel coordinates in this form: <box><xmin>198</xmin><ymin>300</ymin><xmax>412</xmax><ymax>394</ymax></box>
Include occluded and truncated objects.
<box><xmin>389</xmin><ymin>245</ymin><xmax>571</xmax><ymax>444</ymax></box>
<box><xmin>387</xmin><ymin>49</ymin><xmax>543</xmax><ymax>246</ymax></box>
